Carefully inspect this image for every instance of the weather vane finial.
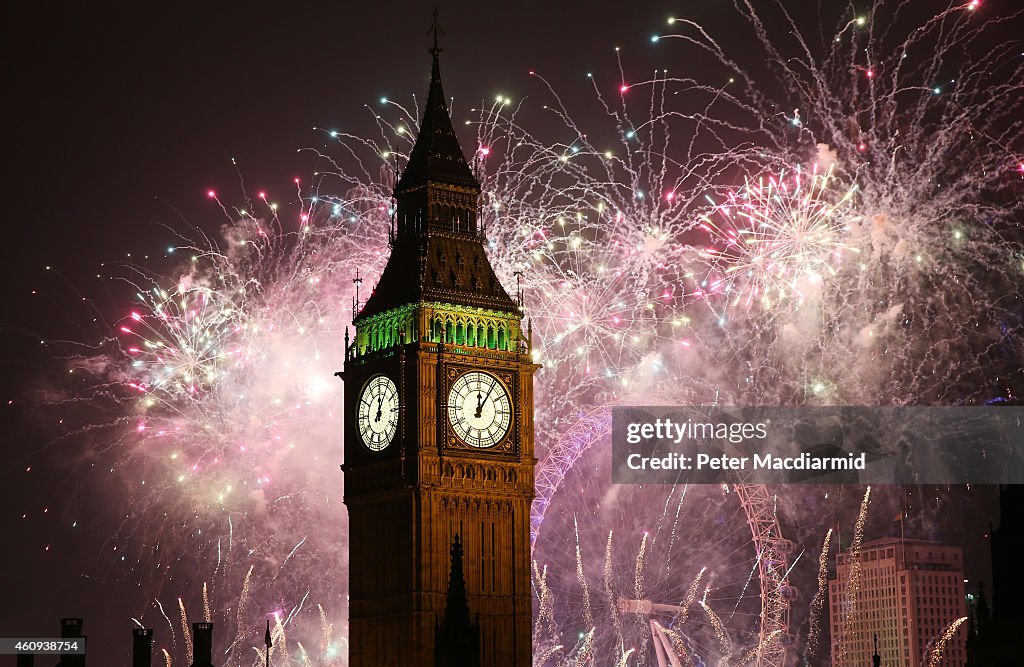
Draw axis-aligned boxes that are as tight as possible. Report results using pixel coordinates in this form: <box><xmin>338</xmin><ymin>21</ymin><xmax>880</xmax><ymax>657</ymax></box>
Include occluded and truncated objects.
<box><xmin>428</xmin><ymin>7</ymin><xmax>444</xmax><ymax>57</ymax></box>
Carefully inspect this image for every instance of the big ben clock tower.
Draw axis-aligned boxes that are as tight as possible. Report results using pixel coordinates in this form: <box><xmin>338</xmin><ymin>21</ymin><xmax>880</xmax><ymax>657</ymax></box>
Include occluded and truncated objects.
<box><xmin>339</xmin><ymin>28</ymin><xmax>537</xmax><ymax>667</ymax></box>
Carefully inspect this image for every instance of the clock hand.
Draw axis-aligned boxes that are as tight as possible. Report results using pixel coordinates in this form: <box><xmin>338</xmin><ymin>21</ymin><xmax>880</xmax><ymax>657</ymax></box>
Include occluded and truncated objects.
<box><xmin>475</xmin><ymin>382</ymin><xmax>499</xmax><ymax>420</ymax></box>
<box><xmin>375</xmin><ymin>396</ymin><xmax>383</xmax><ymax>422</ymax></box>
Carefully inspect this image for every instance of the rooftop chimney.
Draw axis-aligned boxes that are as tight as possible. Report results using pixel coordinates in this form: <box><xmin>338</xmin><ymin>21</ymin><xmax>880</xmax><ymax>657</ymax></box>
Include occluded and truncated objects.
<box><xmin>58</xmin><ymin>618</ymin><xmax>86</xmax><ymax>667</ymax></box>
<box><xmin>190</xmin><ymin>622</ymin><xmax>214</xmax><ymax>667</ymax></box>
<box><xmin>59</xmin><ymin>618</ymin><xmax>83</xmax><ymax>638</ymax></box>
<box><xmin>133</xmin><ymin>628</ymin><xmax>153</xmax><ymax>667</ymax></box>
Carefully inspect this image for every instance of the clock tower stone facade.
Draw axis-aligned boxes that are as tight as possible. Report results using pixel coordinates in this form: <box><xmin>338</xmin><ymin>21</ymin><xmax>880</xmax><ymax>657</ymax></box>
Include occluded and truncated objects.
<box><xmin>339</xmin><ymin>38</ymin><xmax>537</xmax><ymax>667</ymax></box>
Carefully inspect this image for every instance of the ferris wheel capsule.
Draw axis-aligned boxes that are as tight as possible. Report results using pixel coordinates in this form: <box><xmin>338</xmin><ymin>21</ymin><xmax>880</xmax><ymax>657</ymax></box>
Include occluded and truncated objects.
<box><xmin>778</xmin><ymin>633</ymin><xmax>797</xmax><ymax>647</ymax></box>
<box><xmin>778</xmin><ymin>584</ymin><xmax>800</xmax><ymax>601</ymax></box>
<box><xmin>774</xmin><ymin>538</ymin><xmax>797</xmax><ymax>554</ymax></box>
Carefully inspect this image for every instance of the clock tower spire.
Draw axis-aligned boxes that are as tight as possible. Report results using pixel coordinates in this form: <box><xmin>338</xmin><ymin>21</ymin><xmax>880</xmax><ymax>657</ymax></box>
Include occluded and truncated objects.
<box><xmin>339</xmin><ymin>18</ymin><xmax>537</xmax><ymax>667</ymax></box>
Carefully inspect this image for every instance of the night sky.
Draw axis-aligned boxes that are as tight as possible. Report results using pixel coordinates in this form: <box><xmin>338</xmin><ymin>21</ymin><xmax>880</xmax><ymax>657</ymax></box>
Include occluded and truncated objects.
<box><xmin>1</xmin><ymin>1</ymin><xmax>1018</xmax><ymax>662</ymax></box>
<box><xmin>0</xmin><ymin>1</ymin><xmax>704</xmax><ymax>388</ymax></box>
<box><xmin>0</xmin><ymin>1</ymin><xmax>699</xmax><ymax>653</ymax></box>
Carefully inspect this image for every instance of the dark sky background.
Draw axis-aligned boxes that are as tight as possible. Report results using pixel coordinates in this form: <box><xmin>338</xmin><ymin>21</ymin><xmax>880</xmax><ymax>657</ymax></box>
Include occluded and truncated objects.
<box><xmin>0</xmin><ymin>1</ymin><xmax>714</xmax><ymax>655</ymax></box>
<box><xmin>0</xmin><ymin>0</ymin><xmax>701</xmax><ymax>374</ymax></box>
<box><xmin>0</xmin><ymin>0</ymin><xmax>1017</xmax><ymax>662</ymax></box>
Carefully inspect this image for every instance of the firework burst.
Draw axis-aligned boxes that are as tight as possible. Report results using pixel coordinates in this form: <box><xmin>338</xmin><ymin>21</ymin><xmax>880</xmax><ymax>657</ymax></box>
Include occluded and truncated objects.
<box><xmin>697</xmin><ymin>164</ymin><xmax>860</xmax><ymax>313</ymax></box>
<box><xmin>29</xmin><ymin>1</ymin><xmax>1024</xmax><ymax>665</ymax></box>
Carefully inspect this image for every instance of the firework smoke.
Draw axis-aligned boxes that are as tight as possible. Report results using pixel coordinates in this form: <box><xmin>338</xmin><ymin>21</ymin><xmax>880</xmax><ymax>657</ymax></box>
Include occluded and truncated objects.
<box><xmin>836</xmin><ymin>488</ymin><xmax>872</xmax><ymax>665</ymax></box>
<box><xmin>31</xmin><ymin>0</ymin><xmax>1023</xmax><ymax>664</ymax></box>
<box><xmin>926</xmin><ymin>616</ymin><xmax>968</xmax><ymax>667</ymax></box>
<box><xmin>805</xmin><ymin>528</ymin><xmax>833</xmax><ymax>663</ymax></box>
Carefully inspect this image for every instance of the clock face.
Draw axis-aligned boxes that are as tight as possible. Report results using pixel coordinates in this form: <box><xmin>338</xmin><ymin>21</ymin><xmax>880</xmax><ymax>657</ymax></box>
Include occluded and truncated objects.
<box><xmin>447</xmin><ymin>371</ymin><xmax>512</xmax><ymax>448</ymax></box>
<box><xmin>356</xmin><ymin>375</ymin><xmax>399</xmax><ymax>452</ymax></box>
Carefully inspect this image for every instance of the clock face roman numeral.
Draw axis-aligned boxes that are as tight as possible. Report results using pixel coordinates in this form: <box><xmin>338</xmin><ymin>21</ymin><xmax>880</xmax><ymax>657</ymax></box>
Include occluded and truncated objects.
<box><xmin>447</xmin><ymin>371</ymin><xmax>512</xmax><ymax>448</ymax></box>
<box><xmin>356</xmin><ymin>374</ymin><xmax>399</xmax><ymax>452</ymax></box>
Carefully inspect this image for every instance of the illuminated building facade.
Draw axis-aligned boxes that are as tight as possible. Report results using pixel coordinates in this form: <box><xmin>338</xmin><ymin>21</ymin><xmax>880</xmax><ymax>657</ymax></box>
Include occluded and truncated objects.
<box><xmin>829</xmin><ymin>537</ymin><xmax>966</xmax><ymax>667</ymax></box>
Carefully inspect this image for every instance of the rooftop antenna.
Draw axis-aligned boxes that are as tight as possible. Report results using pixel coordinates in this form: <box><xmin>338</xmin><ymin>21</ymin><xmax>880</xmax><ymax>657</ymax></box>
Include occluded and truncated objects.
<box><xmin>352</xmin><ymin>269</ymin><xmax>363</xmax><ymax>319</ymax></box>
<box><xmin>388</xmin><ymin>199</ymin><xmax>396</xmax><ymax>244</ymax></box>
<box><xmin>513</xmin><ymin>270</ymin><xmax>524</xmax><ymax>308</ymax></box>
<box><xmin>428</xmin><ymin>7</ymin><xmax>444</xmax><ymax>57</ymax></box>
<box><xmin>265</xmin><ymin>619</ymin><xmax>273</xmax><ymax>667</ymax></box>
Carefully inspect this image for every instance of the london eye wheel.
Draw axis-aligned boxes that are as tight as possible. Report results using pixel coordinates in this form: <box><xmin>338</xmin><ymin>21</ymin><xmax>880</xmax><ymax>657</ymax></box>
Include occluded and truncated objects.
<box><xmin>531</xmin><ymin>406</ymin><xmax>793</xmax><ymax>667</ymax></box>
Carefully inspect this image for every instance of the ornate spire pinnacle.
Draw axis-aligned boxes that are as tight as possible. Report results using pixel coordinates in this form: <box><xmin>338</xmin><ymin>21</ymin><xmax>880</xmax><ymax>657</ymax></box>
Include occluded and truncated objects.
<box><xmin>395</xmin><ymin>12</ymin><xmax>478</xmax><ymax>193</ymax></box>
<box><xmin>353</xmin><ymin>15</ymin><xmax>518</xmax><ymax>322</ymax></box>
<box><xmin>435</xmin><ymin>534</ymin><xmax>480</xmax><ymax>667</ymax></box>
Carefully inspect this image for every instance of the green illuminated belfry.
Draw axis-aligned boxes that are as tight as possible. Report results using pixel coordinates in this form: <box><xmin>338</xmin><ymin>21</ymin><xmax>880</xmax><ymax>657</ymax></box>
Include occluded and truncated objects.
<box><xmin>351</xmin><ymin>45</ymin><xmax>520</xmax><ymax>353</ymax></box>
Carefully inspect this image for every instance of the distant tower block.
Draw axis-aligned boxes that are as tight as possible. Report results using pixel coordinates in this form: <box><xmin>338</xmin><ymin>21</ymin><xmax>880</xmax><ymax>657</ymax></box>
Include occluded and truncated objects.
<box><xmin>829</xmin><ymin>538</ymin><xmax>967</xmax><ymax>666</ymax></box>
<box><xmin>189</xmin><ymin>623</ymin><xmax>215</xmax><ymax>667</ymax></box>
<box><xmin>133</xmin><ymin>628</ymin><xmax>154</xmax><ymax>667</ymax></box>
<box><xmin>58</xmin><ymin>618</ymin><xmax>86</xmax><ymax>667</ymax></box>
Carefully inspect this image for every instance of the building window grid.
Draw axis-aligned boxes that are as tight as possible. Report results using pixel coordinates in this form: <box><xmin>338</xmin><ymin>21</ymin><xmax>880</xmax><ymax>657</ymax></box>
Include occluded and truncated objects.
<box><xmin>828</xmin><ymin>542</ymin><xmax>965</xmax><ymax>667</ymax></box>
